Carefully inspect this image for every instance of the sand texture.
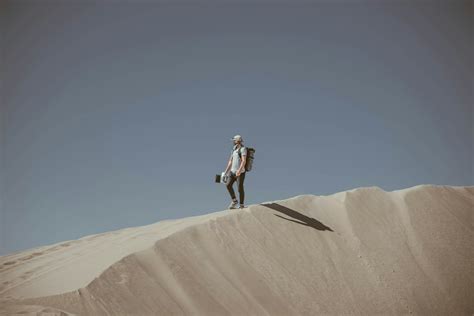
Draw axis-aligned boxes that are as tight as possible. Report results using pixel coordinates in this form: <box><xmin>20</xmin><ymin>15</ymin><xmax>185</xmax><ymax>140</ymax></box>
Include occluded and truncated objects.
<box><xmin>0</xmin><ymin>184</ymin><xmax>473</xmax><ymax>315</ymax></box>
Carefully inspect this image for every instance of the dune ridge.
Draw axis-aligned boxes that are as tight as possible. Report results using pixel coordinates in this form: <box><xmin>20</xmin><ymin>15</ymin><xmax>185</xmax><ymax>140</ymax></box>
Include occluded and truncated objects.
<box><xmin>1</xmin><ymin>184</ymin><xmax>473</xmax><ymax>315</ymax></box>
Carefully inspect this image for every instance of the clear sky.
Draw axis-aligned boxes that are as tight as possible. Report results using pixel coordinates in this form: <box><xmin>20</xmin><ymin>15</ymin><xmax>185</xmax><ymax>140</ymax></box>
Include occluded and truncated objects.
<box><xmin>1</xmin><ymin>0</ymin><xmax>472</xmax><ymax>256</ymax></box>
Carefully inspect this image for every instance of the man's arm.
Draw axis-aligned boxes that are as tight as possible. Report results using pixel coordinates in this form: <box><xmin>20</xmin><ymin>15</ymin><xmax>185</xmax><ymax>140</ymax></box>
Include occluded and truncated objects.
<box><xmin>224</xmin><ymin>154</ymin><xmax>232</xmax><ymax>174</ymax></box>
<box><xmin>237</xmin><ymin>154</ymin><xmax>246</xmax><ymax>174</ymax></box>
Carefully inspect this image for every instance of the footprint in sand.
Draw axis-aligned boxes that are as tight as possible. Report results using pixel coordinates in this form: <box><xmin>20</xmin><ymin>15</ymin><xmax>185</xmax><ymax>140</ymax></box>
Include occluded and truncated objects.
<box><xmin>2</xmin><ymin>261</ymin><xmax>16</xmax><ymax>266</ymax></box>
<box><xmin>40</xmin><ymin>307</ymin><xmax>71</xmax><ymax>315</ymax></box>
<box><xmin>20</xmin><ymin>270</ymin><xmax>34</xmax><ymax>280</ymax></box>
<box><xmin>19</xmin><ymin>252</ymin><xmax>44</xmax><ymax>261</ymax></box>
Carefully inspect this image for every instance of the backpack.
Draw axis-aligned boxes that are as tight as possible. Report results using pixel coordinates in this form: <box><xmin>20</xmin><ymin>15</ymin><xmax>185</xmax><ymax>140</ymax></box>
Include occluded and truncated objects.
<box><xmin>238</xmin><ymin>146</ymin><xmax>256</xmax><ymax>172</ymax></box>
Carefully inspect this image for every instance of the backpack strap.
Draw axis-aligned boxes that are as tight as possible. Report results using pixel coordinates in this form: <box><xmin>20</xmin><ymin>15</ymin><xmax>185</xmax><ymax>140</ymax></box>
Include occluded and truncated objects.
<box><xmin>237</xmin><ymin>146</ymin><xmax>245</xmax><ymax>159</ymax></box>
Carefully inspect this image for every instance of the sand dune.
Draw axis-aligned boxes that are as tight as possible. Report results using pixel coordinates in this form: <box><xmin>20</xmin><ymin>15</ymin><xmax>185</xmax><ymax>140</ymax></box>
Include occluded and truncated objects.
<box><xmin>0</xmin><ymin>184</ymin><xmax>473</xmax><ymax>315</ymax></box>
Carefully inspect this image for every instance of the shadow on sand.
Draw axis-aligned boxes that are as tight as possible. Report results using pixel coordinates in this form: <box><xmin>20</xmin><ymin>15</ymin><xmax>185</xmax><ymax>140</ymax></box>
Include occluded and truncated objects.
<box><xmin>261</xmin><ymin>203</ymin><xmax>334</xmax><ymax>232</ymax></box>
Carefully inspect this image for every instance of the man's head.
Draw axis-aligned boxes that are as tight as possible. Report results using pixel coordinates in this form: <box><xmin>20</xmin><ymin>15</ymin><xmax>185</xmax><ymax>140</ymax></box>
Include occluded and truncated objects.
<box><xmin>231</xmin><ymin>134</ymin><xmax>243</xmax><ymax>145</ymax></box>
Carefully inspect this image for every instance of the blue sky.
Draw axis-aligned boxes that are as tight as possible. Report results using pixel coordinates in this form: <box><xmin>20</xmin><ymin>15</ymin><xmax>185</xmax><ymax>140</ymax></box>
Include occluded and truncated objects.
<box><xmin>1</xmin><ymin>0</ymin><xmax>472</xmax><ymax>255</ymax></box>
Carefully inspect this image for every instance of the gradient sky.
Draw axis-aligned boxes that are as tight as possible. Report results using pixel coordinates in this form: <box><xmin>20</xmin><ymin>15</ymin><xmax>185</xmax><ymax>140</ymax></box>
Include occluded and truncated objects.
<box><xmin>1</xmin><ymin>0</ymin><xmax>472</xmax><ymax>256</ymax></box>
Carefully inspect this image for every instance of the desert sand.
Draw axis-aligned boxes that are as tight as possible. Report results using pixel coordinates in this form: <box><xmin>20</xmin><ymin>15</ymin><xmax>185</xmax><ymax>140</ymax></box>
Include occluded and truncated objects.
<box><xmin>0</xmin><ymin>184</ymin><xmax>473</xmax><ymax>315</ymax></box>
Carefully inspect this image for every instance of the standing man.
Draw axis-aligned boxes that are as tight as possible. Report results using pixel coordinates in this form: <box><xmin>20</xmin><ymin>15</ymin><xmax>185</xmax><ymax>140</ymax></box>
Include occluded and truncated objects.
<box><xmin>224</xmin><ymin>134</ymin><xmax>247</xmax><ymax>209</ymax></box>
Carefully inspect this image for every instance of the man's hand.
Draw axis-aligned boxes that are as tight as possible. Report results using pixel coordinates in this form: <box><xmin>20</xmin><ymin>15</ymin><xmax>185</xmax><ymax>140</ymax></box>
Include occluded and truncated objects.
<box><xmin>236</xmin><ymin>170</ymin><xmax>241</xmax><ymax>177</ymax></box>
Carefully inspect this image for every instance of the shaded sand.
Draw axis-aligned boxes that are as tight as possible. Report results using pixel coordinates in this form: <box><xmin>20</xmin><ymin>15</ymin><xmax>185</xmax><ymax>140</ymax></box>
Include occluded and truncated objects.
<box><xmin>0</xmin><ymin>184</ymin><xmax>473</xmax><ymax>315</ymax></box>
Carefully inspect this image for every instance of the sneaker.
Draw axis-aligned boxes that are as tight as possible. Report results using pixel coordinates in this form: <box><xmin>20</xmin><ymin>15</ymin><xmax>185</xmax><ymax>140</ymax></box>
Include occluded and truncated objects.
<box><xmin>239</xmin><ymin>204</ymin><xmax>246</xmax><ymax>209</ymax></box>
<box><xmin>228</xmin><ymin>200</ymin><xmax>238</xmax><ymax>209</ymax></box>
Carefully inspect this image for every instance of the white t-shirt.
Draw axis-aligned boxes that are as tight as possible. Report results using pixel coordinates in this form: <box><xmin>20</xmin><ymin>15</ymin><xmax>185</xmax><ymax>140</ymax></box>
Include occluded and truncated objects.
<box><xmin>230</xmin><ymin>145</ymin><xmax>247</xmax><ymax>173</ymax></box>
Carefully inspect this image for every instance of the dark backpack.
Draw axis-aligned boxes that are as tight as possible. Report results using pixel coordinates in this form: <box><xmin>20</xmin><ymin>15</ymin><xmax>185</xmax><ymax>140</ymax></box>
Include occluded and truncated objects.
<box><xmin>238</xmin><ymin>146</ymin><xmax>255</xmax><ymax>172</ymax></box>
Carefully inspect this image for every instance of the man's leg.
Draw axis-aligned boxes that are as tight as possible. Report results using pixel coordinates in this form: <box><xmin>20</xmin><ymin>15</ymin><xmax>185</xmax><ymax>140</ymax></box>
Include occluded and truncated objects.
<box><xmin>238</xmin><ymin>172</ymin><xmax>246</xmax><ymax>205</ymax></box>
<box><xmin>226</xmin><ymin>172</ymin><xmax>237</xmax><ymax>202</ymax></box>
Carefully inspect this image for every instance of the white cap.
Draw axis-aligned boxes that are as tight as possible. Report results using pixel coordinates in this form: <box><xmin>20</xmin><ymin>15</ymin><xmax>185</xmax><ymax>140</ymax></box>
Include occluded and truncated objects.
<box><xmin>231</xmin><ymin>134</ymin><xmax>243</xmax><ymax>142</ymax></box>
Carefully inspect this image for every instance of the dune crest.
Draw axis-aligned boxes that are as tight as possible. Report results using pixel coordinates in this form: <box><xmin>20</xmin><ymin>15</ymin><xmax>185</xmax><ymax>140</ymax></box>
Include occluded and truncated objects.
<box><xmin>1</xmin><ymin>184</ymin><xmax>473</xmax><ymax>315</ymax></box>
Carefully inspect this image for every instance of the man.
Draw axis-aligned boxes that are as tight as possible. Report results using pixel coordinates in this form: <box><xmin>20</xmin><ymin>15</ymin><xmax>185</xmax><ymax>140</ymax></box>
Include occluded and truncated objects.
<box><xmin>224</xmin><ymin>134</ymin><xmax>247</xmax><ymax>209</ymax></box>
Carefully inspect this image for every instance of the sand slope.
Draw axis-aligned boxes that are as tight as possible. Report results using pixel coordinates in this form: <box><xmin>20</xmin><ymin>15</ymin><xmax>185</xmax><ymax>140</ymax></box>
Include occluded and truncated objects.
<box><xmin>0</xmin><ymin>184</ymin><xmax>473</xmax><ymax>315</ymax></box>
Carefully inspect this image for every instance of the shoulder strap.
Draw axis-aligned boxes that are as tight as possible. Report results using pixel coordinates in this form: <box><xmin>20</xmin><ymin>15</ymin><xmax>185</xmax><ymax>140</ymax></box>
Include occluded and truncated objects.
<box><xmin>238</xmin><ymin>146</ymin><xmax>246</xmax><ymax>158</ymax></box>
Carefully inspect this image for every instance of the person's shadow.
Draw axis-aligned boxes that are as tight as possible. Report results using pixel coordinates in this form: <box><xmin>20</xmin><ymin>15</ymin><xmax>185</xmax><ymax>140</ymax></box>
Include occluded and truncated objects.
<box><xmin>260</xmin><ymin>203</ymin><xmax>334</xmax><ymax>232</ymax></box>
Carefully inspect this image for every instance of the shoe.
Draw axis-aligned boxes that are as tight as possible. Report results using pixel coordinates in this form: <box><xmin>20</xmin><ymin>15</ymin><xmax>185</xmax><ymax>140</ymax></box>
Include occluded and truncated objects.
<box><xmin>239</xmin><ymin>204</ymin><xmax>245</xmax><ymax>209</ymax></box>
<box><xmin>228</xmin><ymin>200</ymin><xmax>238</xmax><ymax>209</ymax></box>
